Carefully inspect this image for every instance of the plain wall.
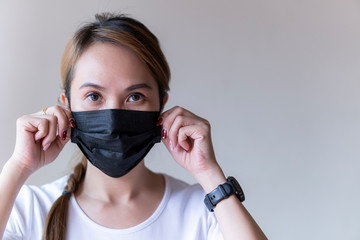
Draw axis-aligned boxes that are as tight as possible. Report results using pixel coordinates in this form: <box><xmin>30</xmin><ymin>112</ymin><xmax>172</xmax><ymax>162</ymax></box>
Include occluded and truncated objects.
<box><xmin>0</xmin><ymin>0</ymin><xmax>359</xmax><ymax>239</ymax></box>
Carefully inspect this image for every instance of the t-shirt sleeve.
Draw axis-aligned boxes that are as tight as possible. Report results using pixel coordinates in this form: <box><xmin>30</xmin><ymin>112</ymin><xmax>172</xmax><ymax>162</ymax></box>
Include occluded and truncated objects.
<box><xmin>207</xmin><ymin>211</ymin><xmax>225</xmax><ymax>240</ymax></box>
<box><xmin>193</xmin><ymin>185</ymin><xmax>225</xmax><ymax>240</ymax></box>
<box><xmin>182</xmin><ymin>183</ymin><xmax>225</xmax><ymax>240</ymax></box>
<box><xmin>3</xmin><ymin>175</ymin><xmax>67</xmax><ymax>240</ymax></box>
<box><xmin>3</xmin><ymin>183</ymin><xmax>60</xmax><ymax>240</ymax></box>
<box><xmin>3</xmin><ymin>215</ymin><xmax>23</xmax><ymax>240</ymax></box>
<box><xmin>3</xmin><ymin>185</ymin><xmax>36</xmax><ymax>240</ymax></box>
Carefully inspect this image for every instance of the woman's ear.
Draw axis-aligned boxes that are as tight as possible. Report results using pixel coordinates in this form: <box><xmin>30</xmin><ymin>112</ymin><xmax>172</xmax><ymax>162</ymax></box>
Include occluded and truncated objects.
<box><xmin>161</xmin><ymin>93</ymin><xmax>169</xmax><ymax>112</ymax></box>
<box><xmin>60</xmin><ymin>93</ymin><xmax>70</xmax><ymax>109</ymax></box>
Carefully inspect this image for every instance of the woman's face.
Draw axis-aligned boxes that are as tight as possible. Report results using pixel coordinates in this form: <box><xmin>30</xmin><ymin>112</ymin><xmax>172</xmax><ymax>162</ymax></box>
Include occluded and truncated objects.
<box><xmin>68</xmin><ymin>43</ymin><xmax>161</xmax><ymax>112</ymax></box>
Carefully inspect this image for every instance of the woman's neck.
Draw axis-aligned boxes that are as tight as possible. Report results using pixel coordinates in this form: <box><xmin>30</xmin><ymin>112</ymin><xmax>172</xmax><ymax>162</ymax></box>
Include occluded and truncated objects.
<box><xmin>73</xmin><ymin>160</ymin><xmax>166</xmax><ymax>229</ymax></box>
<box><xmin>76</xmin><ymin>160</ymin><xmax>164</xmax><ymax>204</ymax></box>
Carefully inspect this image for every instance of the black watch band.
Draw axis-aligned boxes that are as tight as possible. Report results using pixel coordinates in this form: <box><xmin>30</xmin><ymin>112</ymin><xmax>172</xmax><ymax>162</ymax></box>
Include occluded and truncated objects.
<box><xmin>204</xmin><ymin>176</ymin><xmax>245</xmax><ymax>212</ymax></box>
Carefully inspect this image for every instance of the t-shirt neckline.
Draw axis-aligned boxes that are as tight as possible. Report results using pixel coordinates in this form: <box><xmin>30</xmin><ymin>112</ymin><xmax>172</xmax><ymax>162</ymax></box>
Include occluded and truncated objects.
<box><xmin>70</xmin><ymin>174</ymin><xmax>171</xmax><ymax>235</ymax></box>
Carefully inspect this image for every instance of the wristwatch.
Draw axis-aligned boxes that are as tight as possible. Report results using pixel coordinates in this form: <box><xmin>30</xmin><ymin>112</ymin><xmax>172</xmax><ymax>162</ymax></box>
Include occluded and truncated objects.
<box><xmin>204</xmin><ymin>176</ymin><xmax>245</xmax><ymax>212</ymax></box>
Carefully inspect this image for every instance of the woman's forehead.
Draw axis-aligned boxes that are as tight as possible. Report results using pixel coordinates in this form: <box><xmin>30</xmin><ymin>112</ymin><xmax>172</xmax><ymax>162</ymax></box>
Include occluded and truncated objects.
<box><xmin>71</xmin><ymin>43</ymin><xmax>158</xmax><ymax>90</ymax></box>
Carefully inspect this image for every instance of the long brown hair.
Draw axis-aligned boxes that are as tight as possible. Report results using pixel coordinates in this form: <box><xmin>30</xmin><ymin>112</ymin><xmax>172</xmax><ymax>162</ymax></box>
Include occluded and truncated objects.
<box><xmin>42</xmin><ymin>13</ymin><xmax>171</xmax><ymax>240</ymax></box>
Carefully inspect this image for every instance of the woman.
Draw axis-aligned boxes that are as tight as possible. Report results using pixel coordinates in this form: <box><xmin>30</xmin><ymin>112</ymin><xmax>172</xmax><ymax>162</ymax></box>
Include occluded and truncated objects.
<box><xmin>0</xmin><ymin>13</ymin><xmax>267</xmax><ymax>240</ymax></box>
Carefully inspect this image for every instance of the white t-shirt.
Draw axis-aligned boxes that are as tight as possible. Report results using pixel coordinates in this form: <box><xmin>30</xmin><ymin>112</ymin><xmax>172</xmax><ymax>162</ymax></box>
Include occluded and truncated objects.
<box><xmin>4</xmin><ymin>174</ymin><xmax>224</xmax><ymax>240</ymax></box>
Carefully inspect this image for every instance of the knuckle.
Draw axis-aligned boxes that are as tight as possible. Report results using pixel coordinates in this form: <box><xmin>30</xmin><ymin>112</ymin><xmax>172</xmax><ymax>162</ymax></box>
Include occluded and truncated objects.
<box><xmin>174</xmin><ymin>106</ymin><xmax>185</xmax><ymax>114</ymax></box>
<box><xmin>176</xmin><ymin>115</ymin><xmax>185</xmax><ymax>123</ymax></box>
<box><xmin>51</xmin><ymin>105</ymin><xmax>65</xmax><ymax>118</ymax></box>
<box><xmin>54</xmin><ymin>105</ymin><xmax>69</xmax><ymax>122</ymax></box>
<box><xmin>204</xmin><ymin>119</ymin><xmax>211</xmax><ymax>127</ymax></box>
<box><xmin>200</xmin><ymin>120</ymin><xmax>211</xmax><ymax>130</ymax></box>
<box><xmin>16</xmin><ymin>116</ymin><xmax>26</xmax><ymax>126</ymax></box>
<box><xmin>39</xmin><ymin>117</ymin><xmax>48</xmax><ymax>126</ymax></box>
<box><xmin>52</xmin><ymin>105</ymin><xmax>63</xmax><ymax>113</ymax></box>
<box><xmin>178</xmin><ymin>126</ymin><xmax>186</xmax><ymax>136</ymax></box>
<box><xmin>17</xmin><ymin>115</ymin><xmax>26</xmax><ymax>123</ymax></box>
<box><xmin>48</xmin><ymin>114</ymin><xmax>57</xmax><ymax>122</ymax></box>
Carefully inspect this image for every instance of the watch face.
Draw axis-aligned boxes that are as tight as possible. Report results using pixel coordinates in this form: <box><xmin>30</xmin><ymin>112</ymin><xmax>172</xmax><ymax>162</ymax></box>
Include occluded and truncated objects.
<box><xmin>228</xmin><ymin>176</ymin><xmax>245</xmax><ymax>202</ymax></box>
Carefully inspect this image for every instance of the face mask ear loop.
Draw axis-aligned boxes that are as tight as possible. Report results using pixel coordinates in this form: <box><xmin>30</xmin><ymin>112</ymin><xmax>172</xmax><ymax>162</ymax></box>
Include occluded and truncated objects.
<box><xmin>159</xmin><ymin>97</ymin><xmax>164</xmax><ymax>112</ymax></box>
<box><xmin>67</xmin><ymin>95</ymin><xmax>72</xmax><ymax>112</ymax></box>
<box><xmin>159</xmin><ymin>86</ymin><xmax>166</xmax><ymax>113</ymax></box>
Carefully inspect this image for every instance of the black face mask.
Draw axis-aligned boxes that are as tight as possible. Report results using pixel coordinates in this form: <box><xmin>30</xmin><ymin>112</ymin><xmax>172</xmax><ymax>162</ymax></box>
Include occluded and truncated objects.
<box><xmin>70</xmin><ymin>109</ymin><xmax>162</xmax><ymax>178</ymax></box>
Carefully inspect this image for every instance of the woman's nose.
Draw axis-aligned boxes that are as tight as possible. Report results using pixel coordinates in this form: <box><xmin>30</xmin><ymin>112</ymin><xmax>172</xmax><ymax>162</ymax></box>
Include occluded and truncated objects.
<box><xmin>106</xmin><ymin>98</ymin><xmax>125</xmax><ymax>110</ymax></box>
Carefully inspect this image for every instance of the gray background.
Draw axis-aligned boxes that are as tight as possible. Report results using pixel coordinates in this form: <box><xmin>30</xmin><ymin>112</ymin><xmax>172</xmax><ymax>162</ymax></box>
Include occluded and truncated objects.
<box><xmin>0</xmin><ymin>0</ymin><xmax>359</xmax><ymax>239</ymax></box>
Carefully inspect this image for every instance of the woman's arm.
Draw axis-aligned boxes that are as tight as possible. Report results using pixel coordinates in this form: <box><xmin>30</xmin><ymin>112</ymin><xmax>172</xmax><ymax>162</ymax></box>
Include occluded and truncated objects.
<box><xmin>0</xmin><ymin>106</ymin><xmax>72</xmax><ymax>239</ymax></box>
<box><xmin>0</xmin><ymin>159</ymin><xmax>31</xmax><ymax>239</ymax></box>
<box><xmin>160</xmin><ymin>106</ymin><xmax>267</xmax><ymax>240</ymax></box>
<box><xmin>196</xmin><ymin>168</ymin><xmax>267</xmax><ymax>239</ymax></box>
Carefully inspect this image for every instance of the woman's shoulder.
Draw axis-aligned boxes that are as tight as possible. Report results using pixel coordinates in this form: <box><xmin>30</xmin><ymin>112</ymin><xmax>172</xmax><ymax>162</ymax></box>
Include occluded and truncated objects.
<box><xmin>22</xmin><ymin>175</ymin><xmax>69</xmax><ymax>203</ymax></box>
<box><xmin>163</xmin><ymin>174</ymin><xmax>206</xmax><ymax>208</ymax></box>
<box><xmin>12</xmin><ymin>175</ymin><xmax>69</xmax><ymax>218</ymax></box>
<box><xmin>4</xmin><ymin>175</ymin><xmax>70</xmax><ymax>239</ymax></box>
<box><xmin>164</xmin><ymin>174</ymin><xmax>204</xmax><ymax>193</ymax></box>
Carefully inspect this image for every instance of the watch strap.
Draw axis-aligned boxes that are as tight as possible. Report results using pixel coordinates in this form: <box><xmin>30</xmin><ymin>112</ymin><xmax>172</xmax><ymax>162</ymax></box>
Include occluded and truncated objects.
<box><xmin>204</xmin><ymin>176</ymin><xmax>245</xmax><ymax>212</ymax></box>
<box><xmin>204</xmin><ymin>181</ymin><xmax>235</xmax><ymax>212</ymax></box>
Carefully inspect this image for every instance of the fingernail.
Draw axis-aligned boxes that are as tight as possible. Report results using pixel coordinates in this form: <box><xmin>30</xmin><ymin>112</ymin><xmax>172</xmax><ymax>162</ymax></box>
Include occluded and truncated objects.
<box><xmin>162</xmin><ymin>128</ymin><xmax>167</xmax><ymax>139</ymax></box>
<box><xmin>69</xmin><ymin>118</ymin><xmax>76</xmax><ymax>128</ymax></box>
<box><xmin>156</xmin><ymin>118</ymin><xmax>163</xmax><ymax>126</ymax></box>
<box><xmin>61</xmin><ymin>130</ymin><xmax>67</xmax><ymax>141</ymax></box>
<box><xmin>43</xmin><ymin>143</ymin><xmax>50</xmax><ymax>151</ymax></box>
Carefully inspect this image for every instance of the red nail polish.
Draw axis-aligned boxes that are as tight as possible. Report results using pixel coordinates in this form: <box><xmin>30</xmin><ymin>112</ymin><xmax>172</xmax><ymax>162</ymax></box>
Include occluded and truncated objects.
<box><xmin>162</xmin><ymin>128</ymin><xmax>167</xmax><ymax>139</ymax></box>
<box><xmin>69</xmin><ymin>118</ymin><xmax>76</xmax><ymax>128</ymax></box>
<box><xmin>62</xmin><ymin>130</ymin><xmax>67</xmax><ymax>141</ymax></box>
<box><xmin>156</xmin><ymin>118</ymin><xmax>163</xmax><ymax>126</ymax></box>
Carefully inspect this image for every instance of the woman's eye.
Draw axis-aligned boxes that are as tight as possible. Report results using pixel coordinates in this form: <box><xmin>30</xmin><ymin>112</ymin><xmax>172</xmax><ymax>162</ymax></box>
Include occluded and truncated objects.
<box><xmin>86</xmin><ymin>92</ymin><xmax>102</xmax><ymax>102</ymax></box>
<box><xmin>127</xmin><ymin>93</ymin><xmax>144</xmax><ymax>102</ymax></box>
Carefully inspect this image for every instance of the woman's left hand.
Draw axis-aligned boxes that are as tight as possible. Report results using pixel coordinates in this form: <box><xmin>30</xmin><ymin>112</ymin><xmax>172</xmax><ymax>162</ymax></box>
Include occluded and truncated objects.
<box><xmin>160</xmin><ymin>106</ymin><xmax>225</xmax><ymax>187</ymax></box>
<box><xmin>160</xmin><ymin>107</ymin><xmax>268</xmax><ymax>240</ymax></box>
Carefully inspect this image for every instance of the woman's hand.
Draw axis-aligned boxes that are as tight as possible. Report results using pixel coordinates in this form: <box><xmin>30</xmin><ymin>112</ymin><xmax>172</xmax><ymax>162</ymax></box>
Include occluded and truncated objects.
<box><xmin>9</xmin><ymin>105</ymin><xmax>73</xmax><ymax>176</ymax></box>
<box><xmin>160</xmin><ymin>106</ymin><xmax>226</xmax><ymax>189</ymax></box>
<box><xmin>160</xmin><ymin>107</ymin><xmax>267</xmax><ymax>240</ymax></box>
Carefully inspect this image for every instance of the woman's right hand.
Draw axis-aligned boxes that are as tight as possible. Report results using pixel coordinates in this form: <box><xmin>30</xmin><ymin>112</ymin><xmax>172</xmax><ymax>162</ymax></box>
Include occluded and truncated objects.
<box><xmin>9</xmin><ymin>105</ymin><xmax>73</xmax><ymax>176</ymax></box>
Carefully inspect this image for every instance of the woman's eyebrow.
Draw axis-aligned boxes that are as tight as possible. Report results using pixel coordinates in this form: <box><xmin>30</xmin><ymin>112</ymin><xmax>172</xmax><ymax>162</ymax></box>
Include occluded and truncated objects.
<box><xmin>79</xmin><ymin>82</ymin><xmax>152</xmax><ymax>91</ymax></box>
<box><xmin>79</xmin><ymin>82</ymin><xmax>106</xmax><ymax>91</ymax></box>
<box><xmin>126</xmin><ymin>83</ymin><xmax>152</xmax><ymax>91</ymax></box>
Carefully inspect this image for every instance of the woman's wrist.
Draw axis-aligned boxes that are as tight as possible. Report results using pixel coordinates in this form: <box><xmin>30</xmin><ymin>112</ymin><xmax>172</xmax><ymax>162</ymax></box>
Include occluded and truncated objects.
<box><xmin>3</xmin><ymin>157</ymin><xmax>33</xmax><ymax>183</ymax></box>
<box><xmin>194</xmin><ymin>166</ymin><xmax>227</xmax><ymax>193</ymax></box>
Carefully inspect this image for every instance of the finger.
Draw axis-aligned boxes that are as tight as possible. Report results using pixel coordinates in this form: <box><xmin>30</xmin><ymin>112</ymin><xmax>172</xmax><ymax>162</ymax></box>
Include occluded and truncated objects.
<box><xmin>32</xmin><ymin>117</ymin><xmax>49</xmax><ymax>142</ymax></box>
<box><xmin>177</xmin><ymin>126</ymin><xmax>193</xmax><ymax>151</ymax></box>
<box><xmin>168</xmin><ymin>114</ymin><xmax>198</xmax><ymax>148</ymax></box>
<box><xmin>29</xmin><ymin>106</ymin><xmax>72</xmax><ymax>149</ymax></box>
<box><xmin>46</xmin><ymin>129</ymin><xmax>71</xmax><ymax>154</ymax></box>
<box><xmin>46</xmin><ymin>106</ymin><xmax>72</xmax><ymax>141</ymax></box>
<box><xmin>41</xmin><ymin>115</ymin><xmax>58</xmax><ymax>150</ymax></box>
<box><xmin>161</xmin><ymin>106</ymin><xmax>194</xmax><ymax>140</ymax></box>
